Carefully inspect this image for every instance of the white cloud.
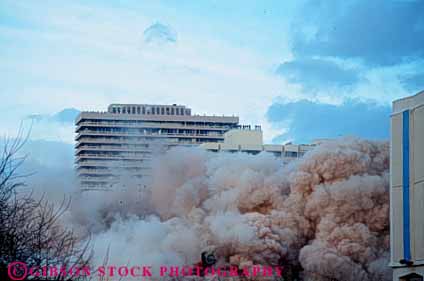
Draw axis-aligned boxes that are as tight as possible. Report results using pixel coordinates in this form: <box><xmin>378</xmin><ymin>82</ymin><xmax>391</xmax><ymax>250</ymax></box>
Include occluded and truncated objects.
<box><xmin>0</xmin><ymin>0</ymin><xmax>300</xmax><ymax>143</ymax></box>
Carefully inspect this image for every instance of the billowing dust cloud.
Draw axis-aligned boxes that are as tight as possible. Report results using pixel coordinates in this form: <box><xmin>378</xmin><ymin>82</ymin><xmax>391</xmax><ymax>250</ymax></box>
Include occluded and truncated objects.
<box><xmin>71</xmin><ymin>138</ymin><xmax>391</xmax><ymax>280</ymax></box>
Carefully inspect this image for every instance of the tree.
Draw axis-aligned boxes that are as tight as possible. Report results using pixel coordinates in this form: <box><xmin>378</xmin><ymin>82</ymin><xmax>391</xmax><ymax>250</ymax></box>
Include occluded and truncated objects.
<box><xmin>0</xmin><ymin>133</ymin><xmax>92</xmax><ymax>280</ymax></box>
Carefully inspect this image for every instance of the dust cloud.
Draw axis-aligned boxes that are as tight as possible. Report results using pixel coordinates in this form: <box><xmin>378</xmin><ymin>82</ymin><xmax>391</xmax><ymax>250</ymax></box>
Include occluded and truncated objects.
<box><xmin>68</xmin><ymin>137</ymin><xmax>390</xmax><ymax>280</ymax></box>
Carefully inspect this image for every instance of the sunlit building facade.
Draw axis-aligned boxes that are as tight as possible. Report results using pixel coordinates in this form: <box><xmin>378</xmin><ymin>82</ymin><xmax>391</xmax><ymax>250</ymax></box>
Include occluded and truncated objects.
<box><xmin>390</xmin><ymin>91</ymin><xmax>424</xmax><ymax>281</ymax></box>
<box><xmin>201</xmin><ymin>127</ymin><xmax>316</xmax><ymax>162</ymax></box>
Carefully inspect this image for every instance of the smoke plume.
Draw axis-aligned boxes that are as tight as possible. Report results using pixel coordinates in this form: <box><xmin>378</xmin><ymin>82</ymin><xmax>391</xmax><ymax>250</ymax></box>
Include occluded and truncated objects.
<box><xmin>68</xmin><ymin>137</ymin><xmax>390</xmax><ymax>280</ymax></box>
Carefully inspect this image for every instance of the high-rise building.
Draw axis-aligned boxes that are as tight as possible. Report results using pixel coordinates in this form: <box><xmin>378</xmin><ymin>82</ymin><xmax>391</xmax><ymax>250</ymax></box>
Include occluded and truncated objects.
<box><xmin>390</xmin><ymin>90</ymin><xmax>424</xmax><ymax>281</ymax></box>
<box><xmin>75</xmin><ymin>104</ymin><xmax>239</xmax><ymax>190</ymax></box>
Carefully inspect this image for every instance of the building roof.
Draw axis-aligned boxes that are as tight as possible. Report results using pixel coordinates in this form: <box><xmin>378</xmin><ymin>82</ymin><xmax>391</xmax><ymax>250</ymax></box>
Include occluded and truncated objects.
<box><xmin>393</xmin><ymin>90</ymin><xmax>424</xmax><ymax>114</ymax></box>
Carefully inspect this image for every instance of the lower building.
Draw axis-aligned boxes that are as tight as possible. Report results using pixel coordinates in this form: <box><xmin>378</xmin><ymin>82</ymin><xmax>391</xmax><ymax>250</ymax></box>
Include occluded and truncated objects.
<box><xmin>200</xmin><ymin>126</ymin><xmax>316</xmax><ymax>162</ymax></box>
<box><xmin>390</xmin><ymin>90</ymin><xmax>424</xmax><ymax>281</ymax></box>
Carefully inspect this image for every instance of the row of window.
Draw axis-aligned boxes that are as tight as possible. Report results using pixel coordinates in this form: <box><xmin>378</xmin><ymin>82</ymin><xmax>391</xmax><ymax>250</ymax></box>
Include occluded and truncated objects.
<box><xmin>110</xmin><ymin>106</ymin><xmax>191</xmax><ymax>116</ymax></box>
<box><xmin>79</xmin><ymin>127</ymin><xmax>223</xmax><ymax>135</ymax></box>
<box><xmin>78</xmin><ymin>158</ymin><xmax>146</xmax><ymax>162</ymax></box>
<box><xmin>208</xmin><ymin>150</ymin><xmax>304</xmax><ymax>158</ymax></box>
<box><xmin>77</xmin><ymin>166</ymin><xmax>146</xmax><ymax>171</ymax></box>
<box><xmin>76</xmin><ymin>136</ymin><xmax>221</xmax><ymax>144</ymax></box>
<box><xmin>77</xmin><ymin>151</ymin><xmax>149</xmax><ymax>156</ymax></box>
<box><xmin>78</xmin><ymin>119</ymin><xmax>238</xmax><ymax>128</ymax></box>
<box><xmin>80</xmin><ymin>143</ymin><xmax>150</xmax><ymax>149</ymax></box>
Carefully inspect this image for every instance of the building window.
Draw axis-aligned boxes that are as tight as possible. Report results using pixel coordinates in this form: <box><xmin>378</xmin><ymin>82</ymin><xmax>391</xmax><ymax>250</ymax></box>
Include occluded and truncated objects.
<box><xmin>122</xmin><ymin>107</ymin><xmax>126</xmax><ymax>114</ymax></box>
<box><xmin>112</xmin><ymin>108</ymin><xmax>117</xmax><ymax>113</ymax></box>
<box><xmin>137</xmin><ymin>107</ymin><xmax>140</xmax><ymax>114</ymax></box>
<box><xmin>400</xmin><ymin>273</ymin><xmax>423</xmax><ymax>281</ymax></box>
<box><xmin>273</xmin><ymin>152</ymin><xmax>282</xmax><ymax>157</ymax></box>
<box><xmin>284</xmin><ymin>151</ymin><xmax>298</xmax><ymax>158</ymax></box>
<box><xmin>161</xmin><ymin>107</ymin><xmax>164</xmax><ymax>115</ymax></box>
<box><xmin>151</xmin><ymin>107</ymin><xmax>155</xmax><ymax>115</ymax></box>
<box><xmin>166</xmin><ymin>107</ymin><xmax>170</xmax><ymax>115</ymax></box>
<box><xmin>142</xmin><ymin>107</ymin><xmax>145</xmax><ymax>114</ymax></box>
<box><xmin>132</xmin><ymin>107</ymin><xmax>136</xmax><ymax>114</ymax></box>
<box><xmin>171</xmin><ymin>108</ymin><xmax>175</xmax><ymax>115</ymax></box>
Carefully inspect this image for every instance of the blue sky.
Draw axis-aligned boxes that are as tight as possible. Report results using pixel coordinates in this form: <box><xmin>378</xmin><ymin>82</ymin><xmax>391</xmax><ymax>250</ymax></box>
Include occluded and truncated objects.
<box><xmin>1</xmin><ymin>0</ymin><xmax>423</xmax><ymax>143</ymax></box>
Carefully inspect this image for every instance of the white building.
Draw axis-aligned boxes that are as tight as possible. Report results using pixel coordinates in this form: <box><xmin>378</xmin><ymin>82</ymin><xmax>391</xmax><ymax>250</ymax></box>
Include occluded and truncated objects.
<box><xmin>75</xmin><ymin>104</ymin><xmax>239</xmax><ymax>190</ymax></box>
<box><xmin>200</xmin><ymin>126</ymin><xmax>316</xmax><ymax>161</ymax></box>
<box><xmin>390</xmin><ymin>91</ymin><xmax>424</xmax><ymax>281</ymax></box>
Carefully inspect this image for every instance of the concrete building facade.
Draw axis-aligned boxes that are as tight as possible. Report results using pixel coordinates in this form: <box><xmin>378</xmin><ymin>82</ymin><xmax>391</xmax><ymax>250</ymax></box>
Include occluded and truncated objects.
<box><xmin>75</xmin><ymin>104</ymin><xmax>239</xmax><ymax>190</ymax></box>
<box><xmin>200</xmin><ymin>126</ymin><xmax>315</xmax><ymax>161</ymax></box>
<box><xmin>390</xmin><ymin>91</ymin><xmax>424</xmax><ymax>281</ymax></box>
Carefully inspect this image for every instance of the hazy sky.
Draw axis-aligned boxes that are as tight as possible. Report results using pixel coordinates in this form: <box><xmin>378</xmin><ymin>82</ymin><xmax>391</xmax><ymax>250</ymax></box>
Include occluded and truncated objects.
<box><xmin>1</xmin><ymin>0</ymin><xmax>423</xmax><ymax>143</ymax></box>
